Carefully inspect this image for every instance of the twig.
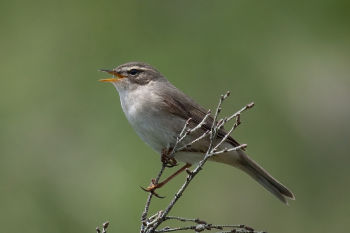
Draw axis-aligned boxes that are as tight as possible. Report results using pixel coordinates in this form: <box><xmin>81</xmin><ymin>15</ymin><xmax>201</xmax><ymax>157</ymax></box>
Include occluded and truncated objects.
<box><xmin>155</xmin><ymin>226</ymin><xmax>196</xmax><ymax>233</ymax></box>
<box><xmin>155</xmin><ymin>222</ymin><xmax>265</xmax><ymax>233</ymax></box>
<box><xmin>96</xmin><ymin>221</ymin><xmax>109</xmax><ymax>233</ymax></box>
<box><xmin>176</xmin><ymin>130</ymin><xmax>210</xmax><ymax>151</ymax></box>
<box><xmin>217</xmin><ymin>102</ymin><xmax>254</xmax><ymax>131</ymax></box>
<box><xmin>211</xmin><ymin>144</ymin><xmax>248</xmax><ymax>156</ymax></box>
<box><xmin>169</xmin><ymin>111</ymin><xmax>211</xmax><ymax>156</ymax></box>
<box><xmin>165</xmin><ymin>216</ymin><xmax>206</xmax><ymax>224</ymax></box>
<box><xmin>141</xmin><ymin>163</ymin><xmax>167</xmax><ymax>232</ymax></box>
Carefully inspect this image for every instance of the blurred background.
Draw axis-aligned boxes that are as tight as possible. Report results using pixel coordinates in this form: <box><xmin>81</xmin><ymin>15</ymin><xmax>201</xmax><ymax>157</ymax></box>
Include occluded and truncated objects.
<box><xmin>1</xmin><ymin>0</ymin><xmax>349</xmax><ymax>232</ymax></box>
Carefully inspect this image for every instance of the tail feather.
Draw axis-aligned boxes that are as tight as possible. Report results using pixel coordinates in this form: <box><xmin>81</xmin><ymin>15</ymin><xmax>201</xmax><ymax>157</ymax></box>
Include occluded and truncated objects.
<box><xmin>238</xmin><ymin>153</ymin><xmax>295</xmax><ymax>204</ymax></box>
<box><xmin>213</xmin><ymin>151</ymin><xmax>295</xmax><ymax>204</ymax></box>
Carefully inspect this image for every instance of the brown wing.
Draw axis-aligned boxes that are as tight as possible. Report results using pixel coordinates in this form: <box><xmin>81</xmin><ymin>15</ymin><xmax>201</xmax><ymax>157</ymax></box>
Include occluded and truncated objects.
<box><xmin>158</xmin><ymin>82</ymin><xmax>241</xmax><ymax>148</ymax></box>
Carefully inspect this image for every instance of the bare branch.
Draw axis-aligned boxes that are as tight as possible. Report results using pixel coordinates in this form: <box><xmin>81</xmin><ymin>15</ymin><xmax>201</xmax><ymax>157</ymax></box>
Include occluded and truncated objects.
<box><xmin>176</xmin><ymin>130</ymin><xmax>210</xmax><ymax>151</ymax></box>
<box><xmin>188</xmin><ymin>110</ymin><xmax>211</xmax><ymax>133</ymax></box>
<box><xmin>217</xmin><ymin>102</ymin><xmax>254</xmax><ymax>131</ymax></box>
<box><xmin>179</xmin><ymin>118</ymin><xmax>192</xmax><ymax>138</ymax></box>
<box><xmin>211</xmin><ymin>144</ymin><xmax>248</xmax><ymax>156</ymax></box>
<box><xmin>140</xmin><ymin>163</ymin><xmax>167</xmax><ymax>232</ymax></box>
<box><xmin>169</xmin><ymin>110</ymin><xmax>211</xmax><ymax>156</ymax></box>
<box><xmin>165</xmin><ymin>216</ymin><xmax>206</xmax><ymax>224</ymax></box>
<box><xmin>155</xmin><ymin>226</ymin><xmax>196</xmax><ymax>233</ymax></box>
<box><xmin>155</xmin><ymin>222</ymin><xmax>265</xmax><ymax>233</ymax></box>
<box><xmin>102</xmin><ymin>222</ymin><xmax>109</xmax><ymax>233</ymax></box>
<box><xmin>96</xmin><ymin>221</ymin><xmax>110</xmax><ymax>233</ymax></box>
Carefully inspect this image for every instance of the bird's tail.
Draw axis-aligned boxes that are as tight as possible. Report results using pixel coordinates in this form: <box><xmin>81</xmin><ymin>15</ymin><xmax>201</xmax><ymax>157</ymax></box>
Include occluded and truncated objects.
<box><xmin>214</xmin><ymin>151</ymin><xmax>295</xmax><ymax>204</ymax></box>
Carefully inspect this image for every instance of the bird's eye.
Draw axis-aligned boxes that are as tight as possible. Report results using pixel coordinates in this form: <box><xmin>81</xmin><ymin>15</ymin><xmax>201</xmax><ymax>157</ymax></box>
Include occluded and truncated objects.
<box><xmin>128</xmin><ymin>69</ymin><xmax>140</xmax><ymax>75</ymax></box>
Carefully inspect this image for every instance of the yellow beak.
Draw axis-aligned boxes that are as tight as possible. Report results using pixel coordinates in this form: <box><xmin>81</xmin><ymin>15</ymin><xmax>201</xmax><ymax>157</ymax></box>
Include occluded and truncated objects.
<box><xmin>99</xmin><ymin>69</ymin><xmax>125</xmax><ymax>82</ymax></box>
<box><xmin>99</xmin><ymin>77</ymin><xmax>120</xmax><ymax>83</ymax></box>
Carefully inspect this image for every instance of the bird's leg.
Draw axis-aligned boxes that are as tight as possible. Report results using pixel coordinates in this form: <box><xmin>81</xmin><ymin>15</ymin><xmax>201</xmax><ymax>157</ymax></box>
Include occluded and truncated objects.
<box><xmin>143</xmin><ymin>163</ymin><xmax>191</xmax><ymax>193</ymax></box>
<box><xmin>161</xmin><ymin>148</ymin><xmax>178</xmax><ymax>168</ymax></box>
<box><xmin>141</xmin><ymin>148</ymin><xmax>187</xmax><ymax>197</ymax></box>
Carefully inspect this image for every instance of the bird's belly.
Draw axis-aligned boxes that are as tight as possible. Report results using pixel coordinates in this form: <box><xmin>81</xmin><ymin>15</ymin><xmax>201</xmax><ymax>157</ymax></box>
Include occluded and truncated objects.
<box><xmin>131</xmin><ymin>117</ymin><xmax>179</xmax><ymax>153</ymax></box>
<box><xmin>123</xmin><ymin>99</ymin><xmax>183</xmax><ymax>153</ymax></box>
<box><xmin>173</xmin><ymin>151</ymin><xmax>205</xmax><ymax>165</ymax></box>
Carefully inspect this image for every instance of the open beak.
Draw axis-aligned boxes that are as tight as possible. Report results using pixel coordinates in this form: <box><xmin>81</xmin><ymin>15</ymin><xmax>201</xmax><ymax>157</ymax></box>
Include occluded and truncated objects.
<box><xmin>99</xmin><ymin>69</ymin><xmax>125</xmax><ymax>82</ymax></box>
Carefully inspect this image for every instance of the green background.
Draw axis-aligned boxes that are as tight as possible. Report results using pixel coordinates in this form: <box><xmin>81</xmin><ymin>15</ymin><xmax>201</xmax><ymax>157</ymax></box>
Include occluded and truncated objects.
<box><xmin>1</xmin><ymin>0</ymin><xmax>349</xmax><ymax>232</ymax></box>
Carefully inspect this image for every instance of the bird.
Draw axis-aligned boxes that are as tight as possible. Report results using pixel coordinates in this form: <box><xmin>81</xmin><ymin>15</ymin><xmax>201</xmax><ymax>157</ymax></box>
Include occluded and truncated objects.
<box><xmin>99</xmin><ymin>62</ymin><xmax>295</xmax><ymax>204</ymax></box>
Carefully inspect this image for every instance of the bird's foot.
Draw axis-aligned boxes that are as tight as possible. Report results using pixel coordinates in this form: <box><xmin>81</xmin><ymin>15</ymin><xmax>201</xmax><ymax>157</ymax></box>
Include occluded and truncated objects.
<box><xmin>161</xmin><ymin>148</ymin><xmax>178</xmax><ymax>168</ymax></box>
<box><xmin>141</xmin><ymin>163</ymin><xmax>191</xmax><ymax>198</ymax></box>
<box><xmin>141</xmin><ymin>179</ymin><xmax>165</xmax><ymax>198</ymax></box>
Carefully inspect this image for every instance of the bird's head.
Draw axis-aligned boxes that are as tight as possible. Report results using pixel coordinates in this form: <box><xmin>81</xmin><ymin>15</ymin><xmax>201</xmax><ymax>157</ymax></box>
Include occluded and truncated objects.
<box><xmin>99</xmin><ymin>62</ymin><xmax>164</xmax><ymax>92</ymax></box>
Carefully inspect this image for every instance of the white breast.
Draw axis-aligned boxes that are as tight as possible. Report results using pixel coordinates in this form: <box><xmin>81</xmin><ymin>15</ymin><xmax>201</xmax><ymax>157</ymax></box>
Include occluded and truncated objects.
<box><xmin>115</xmin><ymin>82</ymin><xmax>183</xmax><ymax>154</ymax></box>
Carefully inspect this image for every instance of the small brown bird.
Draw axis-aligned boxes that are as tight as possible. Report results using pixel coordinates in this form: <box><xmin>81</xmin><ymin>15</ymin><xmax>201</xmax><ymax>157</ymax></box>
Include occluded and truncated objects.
<box><xmin>100</xmin><ymin>62</ymin><xmax>295</xmax><ymax>204</ymax></box>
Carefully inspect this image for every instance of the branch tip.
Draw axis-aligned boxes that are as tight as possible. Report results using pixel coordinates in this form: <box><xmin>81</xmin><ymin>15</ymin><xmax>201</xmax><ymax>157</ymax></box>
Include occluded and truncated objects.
<box><xmin>247</xmin><ymin>102</ymin><xmax>255</xmax><ymax>108</ymax></box>
<box><xmin>103</xmin><ymin>222</ymin><xmax>109</xmax><ymax>229</ymax></box>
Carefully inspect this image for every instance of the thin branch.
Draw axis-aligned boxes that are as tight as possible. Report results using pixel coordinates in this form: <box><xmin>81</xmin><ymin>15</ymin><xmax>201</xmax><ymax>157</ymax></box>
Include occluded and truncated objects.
<box><xmin>155</xmin><ymin>226</ymin><xmax>196</xmax><ymax>233</ymax></box>
<box><xmin>155</xmin><ymin>223</ymin><xmax>265</xmax><ymax>233</ymax></box>
<box><xmin>217</xmin><ymin>102</ymin><xmax>254</xmax><ymax>131</ymax></box>
<box><xmin>169</xmin><ymin>110</ymin><xmax>211</xmax><ymax>156</ymax></box>
<box><xmin>179</xmin><ymin>118</ymin><xmax>192</xmax><ymax>138</ymax></box>
<box><xmin>212</xmin><ymin>122</ymin><xmax>237</xmax><ymax>152</ymax></box>
<box><xmin>96</xmin><ymin>221</ymin><xmax>109</xmax><ymax>233</ymax></box>
<box><xmin>165</xmin><ymin>216</ymin><xmax>206</xmax><ymax>224</ymax></box>
<box><xmin>140</xmin><ymin>163</ymin><xmax>166</xmax><ymax>232</ymax></box>
<box><xmin>176</xmin><ymin>130</ymin><xmax>210</xmax><ymax>151</ymax></box>
<box><xmin>209</xmin><ymin>92</ymin><xmax>230</xmax><ymax>145</ymax></box>
<box><xmin>211</xmin><ymin>144</ymin><xmax>248</xmax><ymax>156</ymax></box>
<box><xmin>188</xmin><ymin>110</ymin><xmax>211</xmax><ymax>133</ymax></box>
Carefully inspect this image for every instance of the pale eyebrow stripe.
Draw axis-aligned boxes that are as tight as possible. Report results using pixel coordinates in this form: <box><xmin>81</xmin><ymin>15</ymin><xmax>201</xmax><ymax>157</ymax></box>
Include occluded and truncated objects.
<box><xmin>127</xmin><ymin>66</ymin><xmax>149</xmax><ymax>71</ymax></box>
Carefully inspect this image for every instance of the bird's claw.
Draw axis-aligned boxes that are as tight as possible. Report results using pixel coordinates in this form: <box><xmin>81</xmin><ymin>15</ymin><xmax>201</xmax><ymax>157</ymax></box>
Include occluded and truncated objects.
<box><xmin>140</xmin><ymin>179</ymin><xmax>165</xmax><ymax>198</ymax></box>
<box><xmin>161</xmin><ymin>149</ymin><xmax>178</xmax><ymax>168</ymax></box>
<box><xmin>164</xmin><ymin>160</ymin><xmax>178</xmax><ymax>168</ymax></box>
